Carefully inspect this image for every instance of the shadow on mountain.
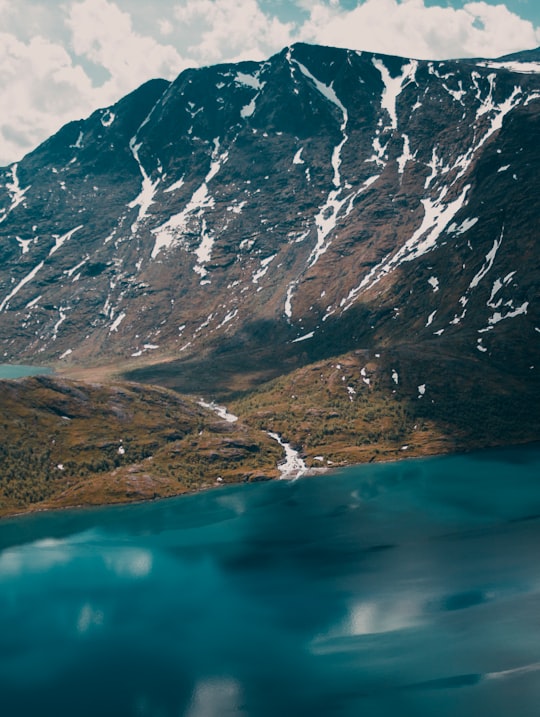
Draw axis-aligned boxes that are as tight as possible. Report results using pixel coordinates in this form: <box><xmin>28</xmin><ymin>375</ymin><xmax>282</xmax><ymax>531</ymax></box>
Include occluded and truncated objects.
<box><xmin>124</xmin><ymin>303</ymin><xmax>375</xmax><ymax>398</ymax></box>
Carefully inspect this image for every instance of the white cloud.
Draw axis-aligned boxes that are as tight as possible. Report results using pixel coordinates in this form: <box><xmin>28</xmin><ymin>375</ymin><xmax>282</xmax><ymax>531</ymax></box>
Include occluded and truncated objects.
<box><xmin>66</xmin><ymin>0</ymin><xmax>186</xmax><ymax>90</ymax></box>
<box><xmin>297</xmin><ymin>0</ymin><xmax>540</xmax><ymax>60</ymax></box>
<box><xmin>0</xmin><ymin>31</ymin><xmax>96</xmax><ymax>165</ymax></box>
<box><xmin>0</xmin><ymin>0</ymin><xmax>189</xmax><ymax>166</ymax></box>
<box><xmin>0</xmin><ymin>0</ymin><xmax>538</xmax><ymax>166</ymax></box>
<box><xmin>173</xmin><ymin>0</ymin><xmax>295</xmax><ymax>64</ymax></box>
<box><xmin>159</xmin><ymin>18</ymin><xmax>174</xmax><ymax>36</ymax></box>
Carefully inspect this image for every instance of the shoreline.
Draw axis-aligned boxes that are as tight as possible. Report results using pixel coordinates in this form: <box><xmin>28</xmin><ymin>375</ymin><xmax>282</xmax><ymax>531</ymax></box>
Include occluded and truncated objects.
<box><xmin>2</xmin><ymin>438</ymin><xmax>539</xmax><ymax>524</ymax></box>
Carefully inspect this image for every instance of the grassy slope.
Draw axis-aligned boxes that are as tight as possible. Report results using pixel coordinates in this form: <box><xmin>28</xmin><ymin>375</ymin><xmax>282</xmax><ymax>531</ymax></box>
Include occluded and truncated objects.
<box><xmin>2</xmin><ymin>333</ymin><xmax>539</xmax><ymax>518</ymax></box>
<box><xmin>230</xmin><ymin>344</ymin><xmax>540</xmax><ymax>467</ymax></box>
<box><xmin>0</xmin><ymin>375</ymin><xmax>281</xmax><ymax>518</ymax></box>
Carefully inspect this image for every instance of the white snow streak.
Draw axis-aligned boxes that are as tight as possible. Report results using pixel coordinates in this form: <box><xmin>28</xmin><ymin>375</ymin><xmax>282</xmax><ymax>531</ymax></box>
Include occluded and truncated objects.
<box><xmin>109</xmin><ymin>311</ymin><xmax>126</xmax><ymax>332</ymax></box>
<box><xmin>49</xmin><ymin>225</ymin><xmax>83</xmax><ymax>257</ymax></box>
<box><xmin>151</xmin><ymin>138</ymin><xmax>228</xmax><ymax>262</ymax></box>
<box><xmin>487</xmin><ymin>301</ymin><xmax>528</xmax><ymax>325</ymax></box>
<box><xmin>469</xmin><ymin>228</ymin><xmax>503</xmax><ymax>290</ymax></box>
<box><xmin>284</xmin><ymin>283</ymin><xmax>296</xmax><ymax>320</ymax></box>
<box><xmin>344</xmin><ymin>185</ymin><xmax>470</xmax><ymax>306</ymax></box>
<box><xmin>51</xmin><ymin>307</ymin><xmax>68</xmax><ymax>341</ymax></box>
<box><xmin>193</xmin><ymin>218</ymin><xmax>214</xmax><ymax>279</ymax></box>
<box><xmin>252</xmin><ymin>254</ymin><xmax>276</xmax><ymax>283</ymax></box>
<box><xmin>292</xmin><ymin>331</ymin><xmax>314</xmax><ymax>343</ymax></box>
<box><xmin>0</xmin><ymin>261</ymin><xmax>44</xmax><ymax>312</ymax></box>
<box><xmin>293</xmin><ymin>148</ymin><xmax>305</xmax><ymax>165</ymax></box>
<box><xmin>291</xmin><ymin>56</ymin><xmax>348</xmax><ymax>188</ymax></box>
<box><xmin>397</xmin><ymin>134</ymin><xmax>415</xmax><ymax>174</ymax></box>
<box><xmin>428</xmin><ymin>276</ymin><xmax>439</xmax><ymax>292</ymax></box>
<box><xmin>1</xmin><ymin>163</ymin><xmax>30</xmax><ymax>223</ymax></box>
<box><xmin>478</xmin><ymin>61</ymin><xmax>540</xmax><ymax>74</ymax></box>
<box><xmin>447</xmin><ymin>217</ymin><xmax>478</xmax><ymax>235</ymax></box>
<box><xmin>164</xmin><ymin>176</ymin><xmax>184</xmax><ymax>193</ymax></box>
<box><xmin>128</xmin><ymin>138</ymin><xmax>160</xmax><ymax>229</ymax></box>
<box><xmin>426</xmin><ymin>310</ymin><xmax>437</xmax><ymax>327</ymax></box>
<box><xmin>0</xmin><ymin>225</ymin><xmax>82</xmax><ymax>312</ymax></box>
<box><xmin>372</xmin><ymin>58</ymin><xmax>417</xmax><ymax>131</ymax></box>
<box><xmin>70</xmin><ymin>131</ymin><xmax>83</xmax><ymax>149</ymax></box>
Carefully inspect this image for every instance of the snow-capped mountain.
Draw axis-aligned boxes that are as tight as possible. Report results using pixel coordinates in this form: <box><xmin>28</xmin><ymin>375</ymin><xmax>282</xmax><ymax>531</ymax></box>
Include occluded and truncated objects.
<box><xmin>0</xmin><ymin>42</ymin><xmax>539</xmax><ymax>397</ymax></box>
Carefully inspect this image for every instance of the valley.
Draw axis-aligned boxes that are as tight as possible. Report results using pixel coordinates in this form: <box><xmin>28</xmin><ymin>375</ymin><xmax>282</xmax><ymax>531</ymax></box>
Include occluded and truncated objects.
<box><xmin>1</xmin><ymin>42</ymin><xmax>539</xmax><ymax>517</ymax></box>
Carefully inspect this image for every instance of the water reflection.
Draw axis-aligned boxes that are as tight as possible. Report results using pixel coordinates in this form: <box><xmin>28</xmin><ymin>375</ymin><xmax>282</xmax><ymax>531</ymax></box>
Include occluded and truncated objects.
<box><xmin>0</xmin><ymin>445</ymin><xmax>540</xmax><ymax>716</ymax></box>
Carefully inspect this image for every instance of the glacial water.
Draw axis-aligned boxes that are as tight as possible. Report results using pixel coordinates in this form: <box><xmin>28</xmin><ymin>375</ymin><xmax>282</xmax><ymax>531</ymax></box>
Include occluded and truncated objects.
<box><xmin>0</xmin><ymin>364</ymin><xmax>52</xmax><ymax>379</ymax></box>
<box><xmin>1</xmin><ymin>445</ymin><xmax>540</xmax><ymax>717</ymax></box>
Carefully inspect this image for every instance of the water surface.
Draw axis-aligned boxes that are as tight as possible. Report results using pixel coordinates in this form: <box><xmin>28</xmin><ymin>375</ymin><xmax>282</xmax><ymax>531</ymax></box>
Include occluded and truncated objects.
<box><xmin>1</xmin><ymin>445</ymin><xmax>540</xmax><ymax>716</ymax></box>
<box><xmin>0</xmin><ymin>364</ymin><xmax>53</xmax><ymax>379</ymax></box>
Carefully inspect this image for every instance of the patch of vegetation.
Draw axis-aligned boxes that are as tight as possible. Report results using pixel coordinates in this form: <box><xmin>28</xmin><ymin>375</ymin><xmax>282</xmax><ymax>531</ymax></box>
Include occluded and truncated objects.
<box><xmin>230</xmin><ymin>344</ymin><xmax>540</xmax><ymax>468</ymax></box>
<box><xmin>0</xmin><ymin>376</ymin><xmax>280</xmax><ymax>518</ymax></box>
<box><xmin>230</xmin><ymin>351</ymin><xmax>442</xmax><ymax>468</ymax></box>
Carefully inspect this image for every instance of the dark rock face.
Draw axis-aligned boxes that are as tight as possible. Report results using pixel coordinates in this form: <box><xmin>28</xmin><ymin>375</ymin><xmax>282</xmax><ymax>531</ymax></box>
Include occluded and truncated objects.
<box><xmin>0</xmin><ymin>43</ymin><xmax>539</xmax><ymax>400</ymax></box>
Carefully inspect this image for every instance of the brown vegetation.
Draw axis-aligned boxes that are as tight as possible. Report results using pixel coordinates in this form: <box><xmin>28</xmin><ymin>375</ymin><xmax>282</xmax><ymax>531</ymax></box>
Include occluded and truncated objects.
<box><xmin>0</xmin><ymin>375</ymin><xmax>280</xmax><ymax>518</ymax></box>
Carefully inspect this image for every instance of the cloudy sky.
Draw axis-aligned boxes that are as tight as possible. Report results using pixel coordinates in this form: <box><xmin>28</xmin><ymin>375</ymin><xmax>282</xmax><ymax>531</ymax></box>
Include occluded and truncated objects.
<box><xmin>1</xmin><ymin>0</ymin><xmax>539</xmax><ymax>166</ymax></box>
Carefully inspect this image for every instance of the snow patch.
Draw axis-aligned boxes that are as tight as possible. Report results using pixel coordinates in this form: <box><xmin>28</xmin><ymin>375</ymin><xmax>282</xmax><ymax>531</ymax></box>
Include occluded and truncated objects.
<box><xmin>478</xmin><ymin>60</ymin><xmax>540</xmax><ymax>74</ymax></box>
<box><xmin>164</xmin><ymin>176</ymin><xmax>185</xmax><ymax>193</ymax></box>
<box><xmin>101</xmin><ymin>110</ymin><xmax>115</xmax><ymax>127</ymax></box>
<box><xmin>344</xmin><ymin>184</ymin><xmax>470</xmax><ymax>305</ymax></box>
<box><xmin>16</xmin><ymin>237</ymin><xmax>32</xmax><ymax>254</ymax></box>
<box><xmin>240</xmin><ymin>99</ymin><xmax>256</xmax><ymax>118</ymax></box>
<box><xmin>0</xmin><ymin>261</ymin><xmax>44</xmax><ymax>312</ymax></box>
<box><xmin>252</xmin><ymin>254</ymin><xmax>276</xmax><ymax>283</ymax></box>
<box><xmin>293</xmin><ymin>148</ymin><xmax>305</xmax><ymax>165</ymax></box>
<box><xmin>426</xmin><ymin>310</ymin><xmax>437</xmax><ymax>327</ymax></box>
<box><xmin>373</xmin><ymin>58</ymin><xmax>417</xmax><ymax>131</ymax></box>
<box><xmin>396</xmin><ymin>134</ymin><xmax>415</xmax><ymax>174</ymax></box>
<box><xmin>128</xmin><ymin>138</ymin><xmax>159</xmax><ymax>229</ymax></box>
<box><xmin>234</xmin><ymin>71</ymin><xmax>263</xmax><ymax>90</ymax></box>
<box><xmin>427</xmin><ymin>276</ymin><xmax>439</xmax><ymax>292</ymax></box>
<box><xmin>151</xmin><ymin>138</ymin><xmax>228</xmax><ymax>262</ymax></box>
<box><xmin>49</xmin><ymin>225</ymin><xmax>83</xmax><ymax>257</ymax></box>
<box><xmin>447</xmin><ymin>217</ymin><xmax>478</xmax><ymax>235</ymax></box>
<box><xmin>1</xmin><ymin>163</ymin><xmax>30</xmax><ymax>223</ymax></box>
<box><xmin>284</xmin><ymin>283</ymin><xmax>296</xmax><ymax>320</ymax></box>
<box><xmin>109</xmin><ymin>311</ymin><xmax>126</xmax><ymax>333</ymax></box>
<box><xmin>292</xmin><ymin>331</ymin><xmax>314</xmax><ymax>343</ymax></box>
<box><xmin>487</xmin><ymin>301</ymin><xmax>528</xmax><ymax>325</ymax></box>
<box><xmin>469</xmin><ymin>228</ymin><xmax>503</xmax><ymax>290</ymax></box>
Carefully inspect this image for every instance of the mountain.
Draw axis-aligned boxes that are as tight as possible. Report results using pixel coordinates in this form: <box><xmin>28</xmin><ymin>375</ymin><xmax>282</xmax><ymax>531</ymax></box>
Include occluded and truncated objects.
<box><xmin>1</xmin><ymin>42</ymin><xmax>539</xmax><ymax>515</ymax></box>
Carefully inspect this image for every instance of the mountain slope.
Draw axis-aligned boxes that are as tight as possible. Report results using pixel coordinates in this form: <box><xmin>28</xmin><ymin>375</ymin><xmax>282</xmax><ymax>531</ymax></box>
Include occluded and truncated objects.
<box><xmin>0</xmin><ymin>42</ymin><xmax>539</xmax><ymax>464</ymax></box>
<box><xmin>0</xmin><ymin>375</ymin><xmax>282</xmax><ymax>517</ymax></box>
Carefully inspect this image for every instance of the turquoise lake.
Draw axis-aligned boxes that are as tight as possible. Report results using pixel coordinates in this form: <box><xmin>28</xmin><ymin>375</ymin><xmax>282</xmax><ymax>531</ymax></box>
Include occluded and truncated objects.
<box><xmin>1</xmin><ymin>445</ymin><xmax>540</xmax><ymax>716</ymax></box>
<box><xmin>0</xmin><ymin>364</ymin><xmax>52</xmax><ymax>379</ymax></box>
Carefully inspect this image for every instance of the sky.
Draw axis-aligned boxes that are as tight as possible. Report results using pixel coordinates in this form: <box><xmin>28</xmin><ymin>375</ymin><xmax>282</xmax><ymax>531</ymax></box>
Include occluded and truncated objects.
<box><xmin>1</xmin><ymin>0</ymin><xmax>539</xmax><ymax>166</ymax></box>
